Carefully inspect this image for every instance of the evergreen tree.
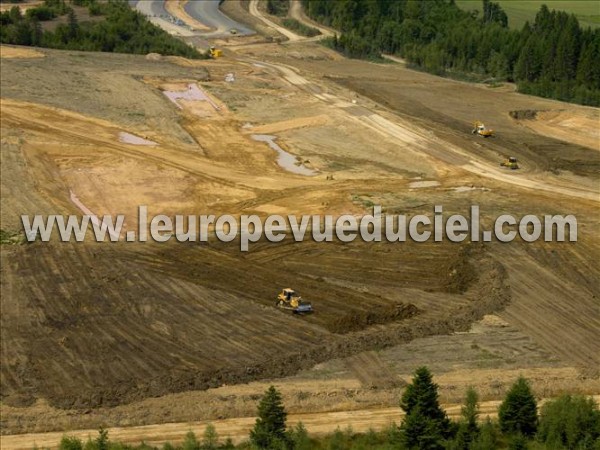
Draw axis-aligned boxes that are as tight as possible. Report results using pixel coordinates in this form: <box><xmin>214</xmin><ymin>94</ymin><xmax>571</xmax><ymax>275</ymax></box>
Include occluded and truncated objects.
<box><xmin>400</xmin><ymin>367</ymin><xmax>450</xmax><ymax>448</ymax></box>
<box><xmin>59</xmin><ymin>436</ymin><xmax>83</xmax><ymax>450</ymax></box>
<box><xmin>250</xmin><ymin>385</ymin><xmax>289</xmax><ymax>449</ymax></box>
<box><xmin>498</xmin><ymin>376</ymin><xmax>538</xmax><ymax>437</ymax></box>
<box><xmin>95</xmin><ymin>428</ymin><xmax>109</xmax><ymax>450</ymax></box>
<box><xmin>289</xmin><ymin>422</ymin><xmax>311</xmax><ymax>450</ymax></box>
<box><xmin>459</xmin><ymin>386</ymin><xmax>480</xmax><ymax>446</ymax></box>
<box><xmin>201</xmin><ymin>424</ymin><xmax>218</xmax><ymax>450</ymax></box>
<box><xmin>537</xmin><ymin>394</ymin><xmax>600</xmax><ymax>449</ymax></box>
<box><xmin>182</xmin><ymin>431</ymin><xmax>199</xmax><ymax>450</ymax></box>
<box><xmin>67</xmin><ymin>8</ymin><xmax>78</xmax><ymax>39</ymax></box>
<box><xmin>400</xmin><ymin>367</ymin><xmax>449</xmax><ymax>427</ymax></box>
<box><xmin>469</xmin><ymin>418</ymin><xmax>499</xmax><ymax>450</ymax></box>
<box><xmin>508</xmin><ymin>433</ymin><xmax>529</xmax><ymax>450</ymax></box>
<box><xmin>401</xmin><ymin>405</ymin><xmax>445</xmax><ymax>450</ymax></box>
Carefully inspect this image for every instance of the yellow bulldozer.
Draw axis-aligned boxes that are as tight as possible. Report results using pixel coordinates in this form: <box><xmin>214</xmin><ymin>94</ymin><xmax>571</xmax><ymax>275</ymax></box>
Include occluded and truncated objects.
<box><xmin>208</xmin><ymin>46</ymin><xmax>222</xmax><ymax>58</ymax></box>
<box><xmin>472</xmin><ymin>121</ymin><xmax>494</xmax><ymax>137</ymax></box>
<box><xmin>500</xmin><ymin>156</ymin><xmax>519</xmax><ymax>170</ymax></box>
<box><xmin>276</xmin><ymin>288</ymin><xmax>313</xmax><ymax>314</ymax></box>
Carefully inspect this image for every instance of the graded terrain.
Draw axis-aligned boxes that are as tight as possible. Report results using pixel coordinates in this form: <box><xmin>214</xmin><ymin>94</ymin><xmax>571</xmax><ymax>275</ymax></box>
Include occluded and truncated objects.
<box><xmin>1</xmin><ymin>2</ymin><xmax>599</xmax><ymax>445</ymax></box>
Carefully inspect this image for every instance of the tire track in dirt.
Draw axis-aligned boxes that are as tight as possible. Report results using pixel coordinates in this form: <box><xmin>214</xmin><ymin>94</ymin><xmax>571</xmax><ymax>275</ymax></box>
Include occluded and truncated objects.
<box><xmin>251</xmin><ymin>60</ymin><xmax>599</xmax><ymax>202</ymax></box>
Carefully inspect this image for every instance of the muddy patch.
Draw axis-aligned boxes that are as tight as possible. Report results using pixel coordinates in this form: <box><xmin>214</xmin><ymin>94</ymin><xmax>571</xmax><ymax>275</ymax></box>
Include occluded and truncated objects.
<box><xmin>118</xmin><ymin>132</ymin><xmax>157</xmax><ymax>146</ymax></box>
<box><xmin>251</xmin><ymin>134</ymin><xmax>317</xmax><ymax>176</ymax></box>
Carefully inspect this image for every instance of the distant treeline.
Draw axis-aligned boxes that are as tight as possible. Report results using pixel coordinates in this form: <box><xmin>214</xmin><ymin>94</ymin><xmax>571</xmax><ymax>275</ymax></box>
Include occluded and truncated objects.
<box><xmin>302</xmin><ymin>0</ymin><xmax>600</xmax><ymax>106</ymax></box>
<box><xmin>0</xmin><ymin>0</ymin><xmax>203</xmax><ymax>58</ymax></box>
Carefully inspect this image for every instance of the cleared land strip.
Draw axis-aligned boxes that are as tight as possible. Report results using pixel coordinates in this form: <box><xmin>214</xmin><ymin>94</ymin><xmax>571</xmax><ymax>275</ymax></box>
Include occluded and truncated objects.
<box><xmin>3</xmin><ymin>397</ymin><xmax>599</xmax><ymax>449</ymax></box>
<box><xmin>254</xmin><ymin>60</ymin><xmax>599</xmax><ymax>203</ymax></box>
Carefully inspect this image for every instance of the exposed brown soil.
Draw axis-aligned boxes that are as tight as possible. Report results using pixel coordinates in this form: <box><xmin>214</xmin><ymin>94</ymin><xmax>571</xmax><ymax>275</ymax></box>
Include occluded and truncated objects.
<box><xmin>1</xmin><ymin>40</ymin><xmax>599</xmax><ymax>441</ymax></box>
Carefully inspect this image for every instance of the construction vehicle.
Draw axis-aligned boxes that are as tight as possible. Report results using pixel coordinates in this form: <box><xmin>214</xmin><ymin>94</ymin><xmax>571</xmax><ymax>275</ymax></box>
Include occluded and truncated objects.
<box><xmin>276</xmin><ymin>288</ymin><xmax>313</xmax><ymax>314</ymax></box>
<box><xmin>500</xmin><ymin>156</ymin><xmax>519</xmax><ymax>170</ymax></box>
<box><xmin>472</xmin><ymin>121</ymin><xmax>494</xmax><ymax>137</ymax></box>
<box><xmin>208</xmin><ymin>46</ymin><xmax>222</xmax><ymax>59</ymax></box>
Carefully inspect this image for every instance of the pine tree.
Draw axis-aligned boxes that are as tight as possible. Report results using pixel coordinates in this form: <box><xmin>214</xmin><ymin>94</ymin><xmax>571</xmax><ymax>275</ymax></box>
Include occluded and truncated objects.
<box><xmin>201</xmin><ymin>423</ymin><xmax>218</xmax><ymax>450</ymax></box>
<box><xmin>95</xmin><ymin>428</ymin><xmax>109</xmax><ymax>450</ymax></box>
<box><xmin>401</xmin><ymin>367</ymin><xmax>448</xmax><ymax>426</ymax></box>
<box><xmin>67</xmin><ymin>8</ymin><xmax>78</xmax><ymax>39</ymax></box>
<box><xmin>289</xmin><ymin>422</ymin><xmax>311</xmax><ymax>450</ymax></box>
<box><xmin>400</xmin><ymin>367</ymin><xmax>450</xmax><ymax>448</ymax></box>
<box><xmin>498</xmin><ymin>376</ymin><xmax>538</xmax><ymax>437</ymax></box>
<box><xmin>402</xmin><ymin>405</ymin><xmax>445</xmax><ymax>450</ymax></box>
<box><xmin>250</xmin><ymin>385</ymin><xmax>289</xmax><ymax>449</ymax></box>
<box><xmin>59</xmin><ymin>436</ymin><xmax>83</xmax><ymax>450</ymax></box>
<box><xmin>460</xmin><ymin>386</ymin><xmax>480</xmax><ymax>443</ymax></box>
<box><xmin>182</xmin><ymin>431</ymin><xmax>199</xmax><ymax>450</ymax></box>
<box><xmin>537</xmin><ymin>394</ymin><xmax>600</xmax><ymax>449</ymax></box>
<box><xmin>469</xmin><ymin>418</ymin><xmax>499</xmax><ymax>450</ymax></box>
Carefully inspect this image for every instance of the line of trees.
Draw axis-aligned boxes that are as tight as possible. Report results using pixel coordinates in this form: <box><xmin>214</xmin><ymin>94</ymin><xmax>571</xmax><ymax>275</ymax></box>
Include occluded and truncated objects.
<box><xmin>52</xmin><ymin>367</ymin><xmax>600</xmax><ymax>449</ymax></box>
<box><xmin>301</xmin><ymin>0</ymin><xmax>600</xmax><ymax>106</ymax></box>
<box><xmin>0</xmin><ymin>0</ymin><xmax>203</xmax><ymax>58</ymax></box>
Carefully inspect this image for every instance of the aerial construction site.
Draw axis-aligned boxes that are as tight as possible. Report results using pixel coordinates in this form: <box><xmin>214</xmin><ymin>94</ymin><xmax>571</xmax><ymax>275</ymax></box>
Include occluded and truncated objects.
<box><xmin>0</xmin><ymin>0</ymin><xmax>599</xmax><ymax>448</ymax></box>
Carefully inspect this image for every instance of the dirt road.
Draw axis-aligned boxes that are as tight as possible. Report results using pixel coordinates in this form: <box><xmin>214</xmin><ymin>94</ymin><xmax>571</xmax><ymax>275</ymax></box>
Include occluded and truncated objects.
<box><xmin>288</xmin><ymin>0</ymin><xmax>335</xmax><ymax>37</ymax></box>
<box><xmin>248</xmin><ymin>0</ymin><xmax>302</xmax><ymax>41</ymax></box>
<box><xmin>253</xmin><ymin>60</ymin><xmax>599</xmax><ymax>202</ymax></box>
<box><xmin>4</xmin><ymin>396</ymin><xmax>598</xmax><ymax>449</ymax></box>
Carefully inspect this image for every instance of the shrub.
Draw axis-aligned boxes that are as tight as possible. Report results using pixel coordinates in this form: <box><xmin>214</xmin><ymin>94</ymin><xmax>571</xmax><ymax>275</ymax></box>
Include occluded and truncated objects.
<box><xmin>537</xmin><ymin>394</ymin><xmax>600</xmax><ymax>449</ymax></box>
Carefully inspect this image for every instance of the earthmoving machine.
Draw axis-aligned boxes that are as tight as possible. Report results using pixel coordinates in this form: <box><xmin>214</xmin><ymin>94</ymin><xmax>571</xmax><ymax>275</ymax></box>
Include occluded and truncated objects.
<box><xmin>208</xmin><ymin>46</ymin><xmax>222</xmax><ymax>58</ymax></box>
<box><xmin>472</xmin><ymin>121</ymin><xmax>494</xmax><ymax>137</ymax></box>
<box><xmin>276</xmin><ymin>288</ymin><xmax>313</xmax><ymax>314</ymax></box>
<box><xmin>500</xmin><ymin>156</ymin><xmax>519</xmax><ymax>170</ymax></box>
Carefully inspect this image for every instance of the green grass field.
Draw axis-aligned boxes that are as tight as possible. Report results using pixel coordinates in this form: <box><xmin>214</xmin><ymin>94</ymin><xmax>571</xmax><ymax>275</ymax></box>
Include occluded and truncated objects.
<box><xmin>455</xmin><ymin>1</ymin><xmax>600</xmax><ymax>29</ymax></box>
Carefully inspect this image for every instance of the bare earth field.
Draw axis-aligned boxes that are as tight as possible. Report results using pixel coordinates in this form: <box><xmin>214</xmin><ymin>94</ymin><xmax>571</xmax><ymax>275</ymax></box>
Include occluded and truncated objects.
<box><xmin>0</xmin><ymin>24</ymin><xmax>599</xmax><ymax>447</ymax></box>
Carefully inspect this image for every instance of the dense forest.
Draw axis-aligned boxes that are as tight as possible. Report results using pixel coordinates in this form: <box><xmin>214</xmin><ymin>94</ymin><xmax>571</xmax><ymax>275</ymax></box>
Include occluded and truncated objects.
<box><xmin>0</xmin><ymin>0</ymin><xmax>202</xmax><ymax>58</ymax></box>
<box><xmin>302</xmin><ymin>0</ymin><xmax>600</xmax><ymax>106</ymax></box>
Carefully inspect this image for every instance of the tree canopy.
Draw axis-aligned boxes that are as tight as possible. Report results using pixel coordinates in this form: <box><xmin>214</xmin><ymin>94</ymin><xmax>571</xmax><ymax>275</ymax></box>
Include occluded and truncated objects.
<box><xmin>0</xmin><ymin>0</ymin><xmax>203</xmax><ymax>59</ymax></box>
<box><xmin>250</xmin><ymin>385</ymin><xmax>289</xmax><ymax>449</ymax></box>
<box><xmin>303</xmin><ymin>0</ymin><xmax>600</xmax><ymax>106</ymax></box>
<box><xmin>498</xmin><ymin>376</ymin><xmax>538</xmax><ymax>437</ymax></box>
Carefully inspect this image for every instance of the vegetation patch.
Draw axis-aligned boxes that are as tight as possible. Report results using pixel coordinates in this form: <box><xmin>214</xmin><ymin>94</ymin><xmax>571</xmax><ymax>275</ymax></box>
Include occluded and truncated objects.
<box><xmin>266</xmin><ymin>0</ymin><xmax>289</xmax><ymax>17</ymax></box>
<box><xmin>304</xmin><ymin>0</ymin><xmax>600</xmax><ymax>106</ymax></box>
<box><xmin>42</xmin><ymin>369</ymin><xmax>600</xmax><ymax>449</ymax></box>
<box><xmin>0</xmin><ymin>229</ymin><xmax>24</xmax><ymax>245</ymax></box>
<box><xmin>282</xmin><ymin>18</ymin><xmax>320</xmax><ymax>37</ymax></box>
<box><xmin>0</xmin><ymin>0</ymin><xmax>203</xmax><ymax>58</ymax></box>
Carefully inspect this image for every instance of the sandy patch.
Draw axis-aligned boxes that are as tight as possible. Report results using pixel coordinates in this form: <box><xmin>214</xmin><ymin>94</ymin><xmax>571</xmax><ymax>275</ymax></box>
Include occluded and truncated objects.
<box><xmin>0</xmin><ymin>46</ymin><xmax>44</xmax><ymax>59</ymax></box>
<box><xmin>250</xmin><ymin>115</ymin><xmax>331</xmax><ymax>134</ymax></box>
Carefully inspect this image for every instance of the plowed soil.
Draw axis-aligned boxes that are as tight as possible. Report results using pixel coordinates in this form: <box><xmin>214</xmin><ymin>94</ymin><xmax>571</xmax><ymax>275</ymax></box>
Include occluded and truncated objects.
<box><xmin>1</xmin><ymin>40</ymin><xmax>599</xmax><ymax>439</ymax></box>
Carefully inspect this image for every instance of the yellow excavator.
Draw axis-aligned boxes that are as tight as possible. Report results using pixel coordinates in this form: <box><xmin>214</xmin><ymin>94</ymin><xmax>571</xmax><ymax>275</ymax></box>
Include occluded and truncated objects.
<box><xmin>208</xmin><ymin>46</ymin><xmax>222</xmax><ymax>58</ymax></box>
<box><xmin>472</xmin><ymin>121</ymin><xmax>494</xmax><ymax>137</ymax></box>
<box><xmin>276</xmin><ymin>288</ymin><xmax>313</xmax><ymax>314</ymax></box>
<box><xmin>500</xmin><ymin>156</ymin><xmax>519</xmax><ymax>170</ymax></box>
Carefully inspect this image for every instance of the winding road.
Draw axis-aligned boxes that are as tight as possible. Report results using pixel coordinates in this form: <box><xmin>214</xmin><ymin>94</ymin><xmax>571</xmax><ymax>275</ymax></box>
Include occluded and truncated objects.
<box><xmin>184</xmin><ymin>0</ymin><xmax>254</xmax><ymax>36</ymax></box>
<box><xmin>132</xmin><ymin>1</ymin><xmax>254</xmax><ymax>37</ymax></box>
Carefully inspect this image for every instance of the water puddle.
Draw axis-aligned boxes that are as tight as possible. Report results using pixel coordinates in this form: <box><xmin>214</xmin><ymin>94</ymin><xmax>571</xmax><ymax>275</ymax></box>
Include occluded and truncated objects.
<box><xmin>251</xmin><ymin>134</ymin><xmax>317</xmax><ymax>176</ymax></box>
<box><xmin>163</xmin><ymin>83</ymin><xmax>220</xmax><ymax>111</ymax></box>
<box><xmin>118</xmin><ymin>132</ymin><xmax>157</xmax><ymax>146</ymax></box>
<box><xmin>453</xmin><ymin>186</ymin><xmax>490</xmax><ymax>192</ymax></box>
<box><xmin>408</xmin><ymin>180</ymin><xmax>440</xmax><ymax>189</ymax></box>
